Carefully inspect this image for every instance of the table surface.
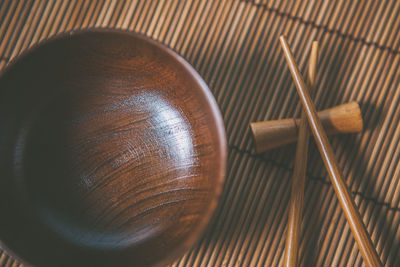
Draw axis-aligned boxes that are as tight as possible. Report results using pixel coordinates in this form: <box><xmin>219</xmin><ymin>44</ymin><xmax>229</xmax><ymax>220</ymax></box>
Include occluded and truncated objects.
<box><xmin>1</xmin><ymin>1</ymin><xmax>400</xmax><ymax>266</ymax></box>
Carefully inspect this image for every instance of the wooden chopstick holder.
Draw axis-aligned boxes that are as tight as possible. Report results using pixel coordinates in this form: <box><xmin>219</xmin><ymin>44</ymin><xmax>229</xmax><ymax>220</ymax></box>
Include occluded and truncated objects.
<box><xmin>250</xmin><ymin>101</ymin><xmax>363</xmax><ymax>153</ymax></box>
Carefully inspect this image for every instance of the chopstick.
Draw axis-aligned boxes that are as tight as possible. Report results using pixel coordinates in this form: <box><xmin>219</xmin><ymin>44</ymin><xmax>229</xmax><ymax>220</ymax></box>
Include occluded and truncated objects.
<box><xmin>283</xmin><ymin>41</ymin><xmax>318</xmax><ymax>267</ymax></box>
<box><xmin>279</xmin><ymin>36</ymin><xmax>382</xmax><ymax>267</ymax></box>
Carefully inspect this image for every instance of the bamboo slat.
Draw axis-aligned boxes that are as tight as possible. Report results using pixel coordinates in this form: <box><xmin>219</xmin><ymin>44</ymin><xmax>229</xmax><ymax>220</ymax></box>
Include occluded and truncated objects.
<box><xmin>0</xmin><ymin>1</ymin><xmax>400</xmax><ymax>266</ymax></box>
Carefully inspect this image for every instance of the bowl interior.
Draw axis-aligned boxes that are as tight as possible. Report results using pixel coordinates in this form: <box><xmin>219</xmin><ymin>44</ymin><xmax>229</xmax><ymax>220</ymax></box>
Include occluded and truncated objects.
<box><xmin>0</xmin><ymin>31</ymin><xmax>226</xmax><ymax>266</ymax></box>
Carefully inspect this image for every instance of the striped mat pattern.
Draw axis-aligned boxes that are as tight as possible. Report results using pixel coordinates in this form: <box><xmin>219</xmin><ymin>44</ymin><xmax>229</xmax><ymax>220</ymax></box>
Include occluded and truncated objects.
<box><xmin>1</xmin><ymin>1</ymin><xmax>400</xmax><ymax>266</ymax></box>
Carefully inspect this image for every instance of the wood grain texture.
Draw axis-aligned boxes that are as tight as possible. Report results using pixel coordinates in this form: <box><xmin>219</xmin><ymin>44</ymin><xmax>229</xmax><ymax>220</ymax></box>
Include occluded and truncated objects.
<box><xmin>283</xmin><ymin>41</ymin><xmax>318</xmax><ymax>267</ymax></box>
<box><xmin>250</xmin><ymin>101</ymin><xmax>363</xmax><ymax>153</ymax></box>
<box><xmin>1</xmin><ymin>0</ymin><xmax>400</xmax><ymax>266</ymax></box>
<box><xmin>0</xmin><ymin>30</ymin><xmax>226</xmax><ymax>267</ymax></box>
<box><xmin>280</xmin><ymin>36</ymin><xmax>382</xmax><ymax>267</ymax></box>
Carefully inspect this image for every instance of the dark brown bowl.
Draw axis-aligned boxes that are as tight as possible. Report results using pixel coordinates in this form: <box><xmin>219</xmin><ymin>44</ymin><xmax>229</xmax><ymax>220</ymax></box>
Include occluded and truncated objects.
<box><xmin>0</xmin><ymin>29</ymin><xmax>226</xmax><ymax>267</ymax></box>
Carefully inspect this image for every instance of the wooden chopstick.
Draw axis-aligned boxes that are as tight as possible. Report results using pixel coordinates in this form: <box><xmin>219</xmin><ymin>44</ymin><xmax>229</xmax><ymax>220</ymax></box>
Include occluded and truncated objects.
<box><xmin>283</xmin><ymin>41</ymin><xmax>319</xmax><ymax>267</ymax></box>
<box><xmin>279</xmin><ymin>36</ymin><xmax>382</xmax><ymax>267</ymax></box>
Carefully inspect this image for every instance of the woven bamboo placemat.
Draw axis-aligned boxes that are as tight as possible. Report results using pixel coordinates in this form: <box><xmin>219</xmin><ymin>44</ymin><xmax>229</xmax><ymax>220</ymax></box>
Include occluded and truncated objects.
<box><xmin>1</xmin><ymin>1</ymin><xmax>400</xmax><ymax>266</ymax></box>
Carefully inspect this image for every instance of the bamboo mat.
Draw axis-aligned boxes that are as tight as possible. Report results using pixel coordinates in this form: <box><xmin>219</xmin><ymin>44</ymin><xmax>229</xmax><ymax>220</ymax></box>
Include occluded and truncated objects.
<box><xmin>1</xmin><ymin>0</ymin><xmax>400</xmax><ymax>266</ymax></box>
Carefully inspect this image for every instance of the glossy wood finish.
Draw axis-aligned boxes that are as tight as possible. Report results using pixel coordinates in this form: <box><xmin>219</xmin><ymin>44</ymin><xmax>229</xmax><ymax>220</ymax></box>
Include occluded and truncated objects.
<box><xmin>3</xmin><ymin>2</ymin><xmax>400</xmax><ymax>267</ymax></box>
<box><xmin>250</xmin><ymin>101</ymin><xmax>363</xmax><ymax>153</ymax></box>
<box><xmin>284</xmin><ymin>41</ymin><xmax>319</xmax><ymax>267</ymax></box>
<box><xmin>0</xmin><ymin>30</ymin><xmax>226</xmax><ymax>267</ymax></box>
<box><xmin>280</xmin><ymin>36</ymin><xmax>382</xmax><ymax>267</ymax></box>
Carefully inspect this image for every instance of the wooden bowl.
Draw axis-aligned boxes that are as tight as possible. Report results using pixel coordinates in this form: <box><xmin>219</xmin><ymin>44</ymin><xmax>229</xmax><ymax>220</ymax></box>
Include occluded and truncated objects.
<box><xmin>0</xmin><ymin>30</ymin><xmax>226</xmax><ymax>267</ymax></box>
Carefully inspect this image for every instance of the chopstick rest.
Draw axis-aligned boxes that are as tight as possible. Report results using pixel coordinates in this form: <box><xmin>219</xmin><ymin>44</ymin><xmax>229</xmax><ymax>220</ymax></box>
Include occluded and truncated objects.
<box><xmin>250</xmin><ymin>101</ymin><xmax>363</xmax><ymax>153</ymax></box>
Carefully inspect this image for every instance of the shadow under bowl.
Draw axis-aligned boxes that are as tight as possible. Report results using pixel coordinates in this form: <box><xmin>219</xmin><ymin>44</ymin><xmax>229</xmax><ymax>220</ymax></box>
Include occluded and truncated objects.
<box><xmin>0</xmin><ymin>30</ymin><xmax>226</xmax><ymax>267</ymax></box>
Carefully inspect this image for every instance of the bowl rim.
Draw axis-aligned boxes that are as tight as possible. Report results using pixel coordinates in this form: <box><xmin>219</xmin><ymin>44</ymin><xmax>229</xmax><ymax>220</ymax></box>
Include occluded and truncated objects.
<box><xmin>0</xmin><ymin>28</ymin><xmax>227</xmax><ymax>267</ymax></box>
